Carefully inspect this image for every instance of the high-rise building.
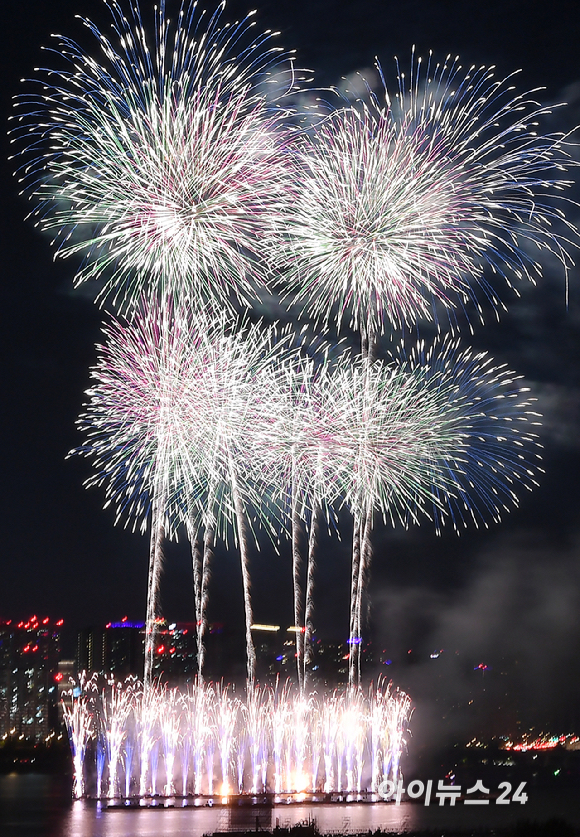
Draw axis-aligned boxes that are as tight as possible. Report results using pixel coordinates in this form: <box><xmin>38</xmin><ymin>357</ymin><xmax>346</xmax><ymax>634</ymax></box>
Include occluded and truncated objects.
<box><xmin>0</xmin><ymin>616</ymin><xmax>63</xmax><ymax>739</ymax></box>
<box><xmin>76</xmin><ymin>618</ymin><xmax>145</xmax><ymax>677</ymax></box>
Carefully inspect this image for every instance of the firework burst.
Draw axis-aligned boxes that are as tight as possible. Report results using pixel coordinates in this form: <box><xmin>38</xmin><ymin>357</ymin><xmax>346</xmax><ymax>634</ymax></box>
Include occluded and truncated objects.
<box><xmin>72</xmin><ymin>299</ymin><xmax>209</xmax><ymax>684</ymax></box>
<box><xmin>402</xmin><ymin>335</ymin><xmax>544</xmax><ymax>533</ymax></box>
<box><xmin>331</xmin><ymin>341</ymin><xmax>543</xmax><ymax>684</ymax></box>
<box><xmin>12</xmin><ymin>0</ymin><xmax>293</xmax><ymax>313</ymax></box>
<box><xmin>72</xmin><ymin>300</ymin><xmax>294</xmax><ymax>684</ymax></box>
<box><xmin>278</xmin><ymin>51</ymin><xmax>578</xmax><ymax>335</ymax></box>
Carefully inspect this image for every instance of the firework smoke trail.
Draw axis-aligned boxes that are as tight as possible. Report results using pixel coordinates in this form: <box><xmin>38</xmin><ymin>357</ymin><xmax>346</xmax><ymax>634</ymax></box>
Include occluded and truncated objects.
<box><xmin>279</xmin><ymin>52</ymin><xmax>578</xmax><ymax>335</ymax></box>
<box><xmin>12</xmin><ymin>0</ymin><xmax>295</xmax><ymax>315</ymax></box>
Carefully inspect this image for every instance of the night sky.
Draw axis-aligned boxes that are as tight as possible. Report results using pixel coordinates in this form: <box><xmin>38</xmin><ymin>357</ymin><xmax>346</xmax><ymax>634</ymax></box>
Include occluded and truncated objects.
<box><xmin>2</xmin><ymin>0</ymin><xmax>580</xmax><ymax>749</ymax></box>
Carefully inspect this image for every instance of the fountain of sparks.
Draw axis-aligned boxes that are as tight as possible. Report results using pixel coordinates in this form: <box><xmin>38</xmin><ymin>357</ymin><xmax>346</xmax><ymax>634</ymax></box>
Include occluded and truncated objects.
<box><xmin>61</xmin><ymin>675</ymin><xmax>410</xmax><ymax>802</ymax></box>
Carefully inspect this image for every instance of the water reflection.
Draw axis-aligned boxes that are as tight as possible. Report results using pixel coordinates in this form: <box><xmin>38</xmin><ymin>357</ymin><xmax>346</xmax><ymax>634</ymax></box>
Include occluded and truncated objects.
<box><xmin>3</xmin><ymin>775</ymin><xmax>580</xmax><ymax>837</ymax></box>
<box><xmin>61</xmin><ymin>800</ymin><xmax>415</xmax><ymax>837</ymax></box>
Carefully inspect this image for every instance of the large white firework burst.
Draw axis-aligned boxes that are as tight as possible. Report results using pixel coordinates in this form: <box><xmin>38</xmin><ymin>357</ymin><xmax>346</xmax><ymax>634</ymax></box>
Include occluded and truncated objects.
<box><xmin>278</xmin><ymin>51</ymin><xmax>578</xmax><ymax>335</ymax></box>
<box><xmin>72</xmin><ymin>300</ymin><xmax>293</xmax><ymax>683</ymax></box>
<box><xmin>13</xmin><ymin>0</ymin><xmax>293</xmax><ymax>313</ymax></box>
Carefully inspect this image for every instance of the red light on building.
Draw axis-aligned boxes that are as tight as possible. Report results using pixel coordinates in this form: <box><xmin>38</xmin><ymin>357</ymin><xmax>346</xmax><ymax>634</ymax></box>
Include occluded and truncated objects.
<box><xmin>32</xmin><ymin>645</ymin><xmax>38</xmax><ymax>652</ymax></box>
<box><xmin>23</xmin><ymin>645</ymin><xmax>30</xmax><ymax>653</ymax></box>
<box><xmin>55</xmin><ymin>673</ymin><xmax>63</xmax><ymax>682</ymax></box>
<box><xmin>42</xmin><ymin>618</ymin><xmax>49</xmax><ymax>625</ymax></box>
<box><xmin>55</xmin><ymin>620</ymin><xmax>64</xmax><ymax>627</ymax></box>
<box><xmin>157</xmin><ymin>645</ymin><xmax>165</xmax><ymax>654</ymax></box>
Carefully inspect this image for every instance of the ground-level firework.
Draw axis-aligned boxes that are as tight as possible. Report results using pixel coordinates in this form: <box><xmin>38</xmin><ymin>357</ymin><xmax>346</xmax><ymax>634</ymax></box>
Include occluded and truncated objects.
<box><xmin>61</xmin><ymin>675</ymin><xmax>411</xmax><ymax>800</ymax></box>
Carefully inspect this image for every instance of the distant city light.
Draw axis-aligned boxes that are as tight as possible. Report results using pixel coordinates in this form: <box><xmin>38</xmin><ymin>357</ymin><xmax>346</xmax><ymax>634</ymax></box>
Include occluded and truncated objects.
<box><xmin>250</xmin><ymin>624</ymin><xmax>280</xmax><ymax>632</ymax></box>
<box><xmin>108</xmin><ymin>621</ymin><xmax>145</xmax><ymax>629</ymax></box>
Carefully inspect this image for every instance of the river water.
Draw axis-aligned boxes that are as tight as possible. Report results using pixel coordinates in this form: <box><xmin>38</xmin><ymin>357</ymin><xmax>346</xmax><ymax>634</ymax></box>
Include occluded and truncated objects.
<box><xmin>1</xmin><ymin>774</ymin><xmax>579</xmax><ymax>836</ymax></box>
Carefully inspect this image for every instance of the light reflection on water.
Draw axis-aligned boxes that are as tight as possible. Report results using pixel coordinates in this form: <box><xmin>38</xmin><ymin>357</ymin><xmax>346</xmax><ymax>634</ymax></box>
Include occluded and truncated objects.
<box><xmin>2</xmin><ymin>774</ymin><xmax>580</xmax><ymax>837</ymax></box>
<box><xmin>65</xmin><ymin>801</ymin><xmax>415</xmax><ymax>837</ymax></box>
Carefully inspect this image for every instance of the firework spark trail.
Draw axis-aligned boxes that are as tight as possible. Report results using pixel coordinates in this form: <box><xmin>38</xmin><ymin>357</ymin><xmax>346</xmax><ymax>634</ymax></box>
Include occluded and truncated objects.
<box><xmin>277</xmin><ymin>60</ymin><xmax>575</xmax><ymax>672</ymax></box>
<box><xmin>274</xmin><ymin>52</ymin><xmax>574</xmax><ymax>687</ymax></box>
<box><xmin>99</xmin><ymin>678</ymin><xmax>135</xmax><ymax>798</ymax></box>
<box><xmin>199</xmin><ymin>517</ymin><xmax>215</xmax><ymax>678</ymax></box>
<box><xmin>183</xmin><ymin>319</ymin><xmax>294</xmax><ymax>684</ymax></box>
<box><xmin>60</xmin><ymin>676</ymin><xmax>411</xmax><ymax>798</ymax></box>
<box><xmin>61</xmin><ymin>674</ymin><xmax>94</xmax><ymax>799</ymax></box>
<box><xmin>159</xmin><ymin>687</ymin><xmax>181</xmax><ymax>795</ymax></box>
<box><xmin>12</xmin><ymin>0</ymin><xmax>295</xmax><ymax>315</ymax></box>
<box><xmin>145</xmin><ymin>491</ymin><xmax>167</xmax><ymax>689</ymax></box>
<box><xmin>264</xmin><ymin>353</ymin><xmax>352</xmax><ymax>689</ymax></box>
<box><xmin>279</xmin><ymin>52</ymin><xmax>578</xmax><ymax>335</ymax></box>
<box><xmin>291</xmin><ymin>462</ymin><xmax>305</xmax><ymax>691</ymax></box>
<box><xmin>303</xmin><ymin>496</ymin><xmax>319</xmax><ymax>690</ymax></box>
<box><xmin>272</xmin><ymin>679</ymin><xmax>292</xmax><ymax>794</ymax></box>
<box><xmin>138</xmin><ymin>680</ymin><xmax>161</xmax><ymax>796</ymax></box>
<box><xmin>188</xmin><ymin>528</ymin><xmax>204</xmax><ymax>679</ymax></box>
<box><xmin>216</xmin><ymin>683</ymin><xmax>237</xmax><ymax>797</ymax></box>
